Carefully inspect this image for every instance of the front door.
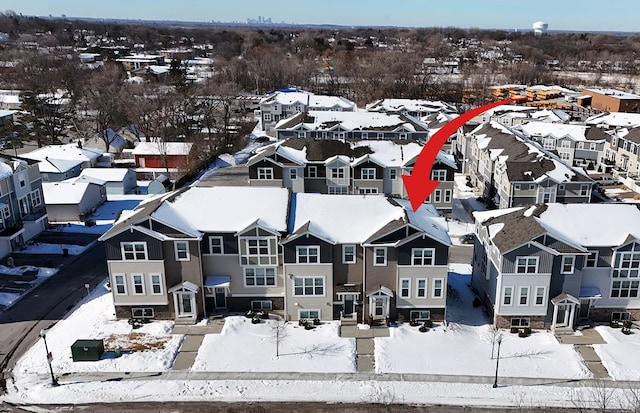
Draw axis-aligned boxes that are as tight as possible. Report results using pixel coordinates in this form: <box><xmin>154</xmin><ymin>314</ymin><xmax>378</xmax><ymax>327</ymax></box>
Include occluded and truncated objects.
<box><xmin>214</xmin><ymin>287</ymin><xmax>226</xmax><ymax>309</ymax></box>
<box><xmin>371</xmin><ymin>296</ymin><xmax>388</xmax><ymax>319</ymax></box>
<box><xmin>177</xmin><ymin>291</ymin><xmax>195</xmax><ymax>317</ymax></box>
<box><xmin>343</xmin><ymin>294</ymin><xmax>355</xmax><ymax>316</ymax></box>
<box><xmin>556</xmin><ymin>304</ymin><xmax>569</xmax><ymax>327</ymax></box>
<box><xmin>579</xmin><ymin>299</ymin><xmax>590</xmax><ymax>318</ymax></box>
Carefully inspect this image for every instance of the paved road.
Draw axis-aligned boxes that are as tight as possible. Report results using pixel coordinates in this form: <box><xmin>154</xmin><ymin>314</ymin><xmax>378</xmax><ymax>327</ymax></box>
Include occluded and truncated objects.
<box><xmin>0</xmin><ymin>242</ymin><xmax>107</xmax><ymax>387</ymax></box>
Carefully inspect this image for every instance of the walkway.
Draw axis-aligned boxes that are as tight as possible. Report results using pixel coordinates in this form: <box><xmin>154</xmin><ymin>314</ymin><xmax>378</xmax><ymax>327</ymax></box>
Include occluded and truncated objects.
<box><xmin>555</xmin><ymin>328</ymin><xmax>608</xmax><ymax>379</ymax></box>
<box><xmin>340</xmin><ymin>323</ymin><xmax>389</xmax><ymax>373</ymax></box>
<box><xmin>170</xmin><ymin>319</ymin><xmax>225</xmax><ymax>370</ymax></box>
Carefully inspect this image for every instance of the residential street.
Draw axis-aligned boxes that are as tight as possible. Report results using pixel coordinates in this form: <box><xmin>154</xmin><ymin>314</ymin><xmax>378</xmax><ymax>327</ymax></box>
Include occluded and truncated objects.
<box><xmin>0</xmin><ymin>242</ymin><xmax>107</xmax><ymax>389</ymax></box>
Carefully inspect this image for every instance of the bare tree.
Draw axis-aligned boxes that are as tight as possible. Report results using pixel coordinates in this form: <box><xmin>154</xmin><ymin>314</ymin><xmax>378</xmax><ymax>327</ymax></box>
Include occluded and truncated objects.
<box><xmin>485</xmin><ymin>325</ymin><xmax>502</xmax><ymax>360</ymax></box>
<box><xmin>270</xmin><ymin>319</ymin><xmax>289</xmax><ymax>358</ymax></box>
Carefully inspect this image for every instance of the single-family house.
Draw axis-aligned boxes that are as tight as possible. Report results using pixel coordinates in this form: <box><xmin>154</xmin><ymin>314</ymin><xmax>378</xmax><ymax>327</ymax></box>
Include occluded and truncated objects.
<box><xmin>472</xmin><ymin>203</ymin><xmax>640</xmax><ymax>331</ymax></box>
<box><xmin>76</xmin><ymin>168</ymin><xmax>138</xmax><ymax>196</ymax></box>
<box><xmin>42</xmin><ymin>181</ymin><xmax>106</xmax><ymax>222</ymax></box>
<box><xmin>131</xmin><ymin>141</ymin><xmax>193</xmax><ymax>180</ymax></box>
<box><xmin>21</xmin><ymin>143</ymin><xmax>104</xmax><ymax>182</ymax></box>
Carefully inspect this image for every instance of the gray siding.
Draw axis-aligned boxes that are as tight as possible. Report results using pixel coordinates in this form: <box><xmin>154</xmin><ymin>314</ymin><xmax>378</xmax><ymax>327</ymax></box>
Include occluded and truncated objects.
<box><xmin>105</xmin><ymin>230</ymin><xmax>164</xmax><ymax>260</ymax></box>
<box><xmin>502</xmin><ymin>244</ymin><xmax>553</xmax><ymax>274</ymax></box>
<box><xmin>397</xmin><ymin>236</ymin><xmax>448</xmax><ymax>266</ymax></box>
<box><xmin>283</xmin><ymin>235</ymin><xmax>333</xmax><ymax>264</ymax></box>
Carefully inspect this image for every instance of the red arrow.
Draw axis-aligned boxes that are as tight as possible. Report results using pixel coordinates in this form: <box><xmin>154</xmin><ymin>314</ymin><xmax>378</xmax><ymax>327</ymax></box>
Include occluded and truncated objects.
<box><xmin>402</xmin><ymin>97</ymin><xmax>527</xmax><ymax>211</ymax></box>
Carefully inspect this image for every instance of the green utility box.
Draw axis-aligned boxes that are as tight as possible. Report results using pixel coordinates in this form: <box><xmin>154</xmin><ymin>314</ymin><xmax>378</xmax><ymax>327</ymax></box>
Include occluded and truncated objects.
<box><xmin>71</xmin><ymin>339</ymin><xmax>104</xmax><ymax>362</ymax></box>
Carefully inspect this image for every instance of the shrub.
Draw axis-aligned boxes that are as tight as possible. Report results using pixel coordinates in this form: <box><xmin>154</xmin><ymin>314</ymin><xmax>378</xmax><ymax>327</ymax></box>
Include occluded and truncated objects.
<box><xmin>610</xmin><ymin>320</ymin><xmax>622</xmax><ymax>328</ymax></box>
<box><xmin>523</xmin><ymin>327</ymin><xmax>532</xmax><ymax>335</ymax></box>
<box><xmin>304</xmin><ymin>323</ymin><xmax>315</xmax><ymax>330</ymax></box>
<box><xmin>299</xmin><ymin>319</ymin><xmax>307</xmax><ymax>327</ymax></box>
<box><xmin>423</xmin><ymin>320</ymin><xmax>433</xmax><ymax>328</ymax></box>
<box><xmin>258</xmin><ymin>311</ymin><xmax>269</xmax><ymax>320</ymax></box>
<box><xmin>245</xmin><ymin>310</ymin><xmax>255</xmax><ymax>319</ymax></box>
<box><xmin>313</xmin><ymin>318</ymin><xmax>321</xmax><ymax>325</ymax></box>
<box><xmin>518</xmin><ymin>331</ymin><xmax>528</xmax><ymax>338</ymax></box>
<box><xmin>623</xmin><ymin>320</ymin><xmax>633</xmax><ymax>329</ymax></box>
<box><xmin>251</xmin><ymin>316</ymin><xmax>261</xmax><ymax>324</ymax></box>
<box><xmin>622</xmin><ymin>327</ymin><xmax>633</xmax><ymax>335</ymax></box>
<box><xmin>419</xmin><ymin>325</ymin><xmax>429</xmax><ymax>333</ymax></box>
<box><xmin>409</xmin><ymin>319</ymin><xmax>420</xmax><ymax>327</ymax></box>
<box><xmin>510</xmin><ymin>327</ymin><xmax>519</xmax><ymax>334</ymax></box>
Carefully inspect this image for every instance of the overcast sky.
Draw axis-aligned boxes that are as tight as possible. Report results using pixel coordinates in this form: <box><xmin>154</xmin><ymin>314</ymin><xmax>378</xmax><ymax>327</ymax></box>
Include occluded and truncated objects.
<box><xmin>2</xmin><ymin>0</ymin><xmax>638</xmax><ymax>32</ymax></box>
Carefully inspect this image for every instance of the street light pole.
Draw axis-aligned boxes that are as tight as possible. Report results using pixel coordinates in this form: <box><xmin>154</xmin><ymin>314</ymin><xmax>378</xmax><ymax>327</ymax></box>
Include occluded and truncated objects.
<box><xmin>39</xmin><ymin>329</ymin><xmax>58</xmax><ymax>386</ymax></box>
<box><xmin>492</xmin><ymin>334</ymin><xmax>503</xmax><ymax>388</ymax></box>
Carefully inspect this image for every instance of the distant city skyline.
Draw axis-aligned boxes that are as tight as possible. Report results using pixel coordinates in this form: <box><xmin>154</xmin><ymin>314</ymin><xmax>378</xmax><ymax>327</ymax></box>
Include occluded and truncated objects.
<box><xmin>1</xmin><ymin>0</ymin><xmax>639</xmax><ymax>32</ymax></box>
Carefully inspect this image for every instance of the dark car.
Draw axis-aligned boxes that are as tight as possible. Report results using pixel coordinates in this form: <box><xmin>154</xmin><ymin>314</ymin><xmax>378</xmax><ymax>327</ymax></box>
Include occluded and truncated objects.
<box><xmin>460</xmin><ymin>233</ymin><xmax>476</xmax><ymax>244</ymax></box>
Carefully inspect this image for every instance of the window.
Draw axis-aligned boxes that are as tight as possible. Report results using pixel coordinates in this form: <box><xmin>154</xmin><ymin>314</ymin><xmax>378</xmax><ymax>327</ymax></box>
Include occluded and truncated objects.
<box><xmin>412</xmin><ymin>248</ymin><xmax>435</xmax><ymax>266</ymax></box>
<box><xmin>431</xmin><ymin>189</ymin><xmax>442</xmax><ymax>203</ymax></box>
<box><xmin>518</xmin><ymin>286</ymin><xmax>529</xmax><ymax>305</ymax></box>
<box><xmin>511</xmin><ymin>318</ymin><xmax>530</xmax><ymax>328</ymax></box>
<box><xmin>431</xmin><ymin>170</ymin><xmax>447</xmax><ymax>181</ymax></box>
<box><xmin>251</xmin><ymin>300</ymin><xmax>273</xmax><ymax>310</ymax></box>
<box><xmin>331</xmin><ymin>168</ymin><xmax>345</xmax><ymax>179</ymax></box>
<box><xmin>561</xmin><ymin>256</ymin><xmax>575</xmax><ymax>274</ymax></box>
<box><xmin>611</xmin><ymin>280</ymin><xmax>640</xmax><ymax>298</ymax></box>
<box><xmin>399</xmin><ymin>133</ymin><xmax>408</xmax><ymax>140</ymax></box>
<box><xmin>298</xmin><ymin>131</ymin><xmax>306</xmax><ymax>138</ymax></box>
<box><xmin>561</xmin><ymin>140</ymin><xmax>571</xmax><ymax>148</ymax></box>
<box><xmin>560</xmin><ymin>152</ymin><xmax>571</xmax><ymax>161</ymax></box>
<box><xmin>328</xmin><ymin>186</ymin><xmax>348</xmax><ymax>194</ymax></box>
<box><xmin>358</xmin><ymin>187</ymin><xmax>378</xmax><ymax>194</ymax></box>
<box><xmin>585</xmin><ymin>251</ymin><xmax>598</xmax><ymax>268</ymax></box>
<box><xmin>290</xmin><ymin>169</ymin><xmax>298</xmax><ymax>180</ymax></box>
<box><xmin>529</xmin><ymin>184</ymin><xmax>535</xmax><ymax>190</ymax></box>
<box><xmin>244</xmin><ymin>267</ymin><xmax>276</xmax><ymax>286</ymax></box>
<box><xmin>535</xmin><ymin>287</ymin><xmax>546</xmax><ymax>305</ymax></box>
<box><xmin>147</xmin><ymin>274</ymin><xmax>162</xmax><ymax>295</ymax></box>
<box><xmin>374</xmin><ymin>247</ymin><xmax>387</xmax><ymax>266</ymax></box>
<box><xmin>416</xmin><ymin>279</ymin><xmax>427</xmax><ymax>298</ymax></box>
<box><xmin>432</xmin><ymin>279</ymin><xmax>444</xmax><ymax>298</ymax></box>
<box><xmin>293</xmin><ymin>276</ymin><xmax>324</xmax><ymax>296</ymax></box>
<box><xmin>503</xmin><ymin>286</ymin><xmax>513</xmax><ymax>305</ymax></box>
<box><xmin>18</xmin><ymin>196</ymin><xmax>29</xmax><ymax>216</ymax></box>
<box><xmin>444</xmin><ymin>189</ymin><xmax>452</xmax><ymax>203</ymax></box>
<box><xmin>377</xmin><ymin>133</ymin><xmax>384</xmax><ymax>139</ymax></box>
<box><xmin>342</xmin><ymin>245</ymin><xmax>356</xmax><ymax>264</ymax></box>
<box><xmin>257</xmin><ymin>167</ymin><xmax>274</xmax><ymax>180</ymax></box>
<box><xmin>296</xmin><ymin>246</ymin><xmax>319</xmax><ymax>263</ymax></box>
<box><xmin>612</xmin><ymin>312</ymin><xmax>631</xmax><ymax>321</ymax></box>
<box><xmin>410</xmin><ymin>310</ymin><xmax>430</xmax><ymax>321</ymax></box>
<box><xmin>612</xmin><ymin>252</ymin><xmax>640</xmax><ymax>279</ymax></box>
<box><xmin>559</xmin><ymin>184</ymin><xmax>565</xmax><ymax>191</ymax></box>
<box><xmin>122</xmin><ymin>242</ymin><xmax>147</xmax><ymax>261</ymax></box>
<box><xmin>242</xmin><ymin>237</ymin><xmax>277</xmax><ymax>265</ymax></box>
<box><xmin>514</xmin><ymin>183</ymin><xmax>521</xmax><ymax>191</ymax></box>
<box><xmin>209</xmin><ymin>236</ymin><xmax>224</xmax><ymax>255</ymax></box>
<box><xmin>389</xmin><ymin>169</ymin><xmax>397</xmax><ymax>180</ymax></box>
<box><xmin>516</xmin><ymin>257</ymin><xmax>538</xmax><ymax>274</ymax></box>
<box><xmin>131</xmin><ymin>308</ymin><xmax>154</xmax><ymax>319</ymax></box>
<box><xmin>580</xmin><ymin>184</ymin><xmax>589</xmax><ymax>196</ymax></box>
<box><xmin>542</xmin><ymin>137</ymin><xmax>556</xmax><ymax>150</ymax></box>
<box><xmin>30</xmin><ymin>189</ymin><xmax>42</xmax><ymax>207</ymax></box>
<box><xmin>307</xmin><ymin>166</ymin><xmax>317</xmax><ymax>178</ymax></box>
<box><xmin>400</xmin><ymin>279</ymin><xmax>410</xmax><ymax>298</ymax></box>
<box><xmin>361</xmin><ymin>168</ymin><xmax>376</xmax><ymax>180</ymax></box>
<box><xmin>114</xmin><ymin>274</ymin><xmax>126</xmax><ymax>295</ymax></box>
<box><xmin>132</xmin><ymin>274</ymin><xmax>145</xmax><ymax>295</ymax></box>
<box><xmin>361</xmin><ymin>132</ymin><xmax>368</xmax><ymax>139</ymax></box>
<box><xmin>174</xmin><ymin>241</ymin><xmax>190</xmax><ymax>261</ymax></box>
<box><xmin>263</xmin><ymin>113</ymin><xmax>272</xmax><ymax>121</ymax></box>
<box><xmin>299</xmin><ymin>309</ymin><xmax>320</xmax><ymax>319</ymax></box>
<box><xmin>0</xmin><ymin>205</ymin><xmax>9</xmax><ymax>219</ymax></box>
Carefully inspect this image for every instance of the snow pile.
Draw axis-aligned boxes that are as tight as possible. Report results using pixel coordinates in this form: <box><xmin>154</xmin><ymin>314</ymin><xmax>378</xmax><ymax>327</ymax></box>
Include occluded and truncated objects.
<box><xmin>192</xmin><ymin>317</ymin><xmax>356</xmax><ymax>373</ymax></box>
<box><xmin>593</xmin><ymin>325</ymin><xmax>640</xmax><ymax>380</ymax></box>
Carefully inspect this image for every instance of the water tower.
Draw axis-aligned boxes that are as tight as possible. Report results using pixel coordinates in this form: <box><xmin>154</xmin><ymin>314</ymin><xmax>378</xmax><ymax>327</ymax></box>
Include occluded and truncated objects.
<box><xmin>533</xmin><ymin>21</ymin><xmax>549</xmax><ymax>36</ymax></box>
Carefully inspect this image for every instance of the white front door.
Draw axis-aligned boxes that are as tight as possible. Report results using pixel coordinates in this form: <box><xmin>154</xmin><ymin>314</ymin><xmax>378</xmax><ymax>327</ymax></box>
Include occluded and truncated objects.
<box><xmin>177</xmin><ymin>291</ymin><xmax>195</xmax><ymax>317</ymax></box>
<box><xmin>370</xmin><ymin>296</ymin><xmax>389</xmax><ymax>320</ymax></box>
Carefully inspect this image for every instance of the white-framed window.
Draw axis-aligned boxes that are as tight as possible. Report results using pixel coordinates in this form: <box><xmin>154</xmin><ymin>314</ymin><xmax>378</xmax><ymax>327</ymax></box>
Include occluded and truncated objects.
<box><xmin>561</xmin><ymin>140</ymin><xmax>571</xmax><ymax>148</ymax></box>
<box><xmin>503</xmin><ymin>286</ymin><xmax>513</xmax><ymax>305</ymax></box>
<box><xmin>559</xmin><ymin>184</ymin><xmax>565</xmax><ymax>191</ymax></box>
<box><xmin>251</xmin><ymin>300</ymin><xmax>273</xmax><ymax>310</ymax></box>
<box><xmin>358</xmin><ymin>187</ymin><xmax>378</xmax><ymax>194</ymax></box>
<box><xmin>560</xmin><ymin>152</ymin><xmax>571</xmax><ymax>161</ymax></box>
<box><xmin>612</xmin><ymin>311</ymin><xmax>631</xmax><ymax>321</ymax></box>
<box><xmin>132</xmin><ymin>273</ymin><xmax>145</xmax><ymax>295</ymax></box>
<box><xmin>209</xmin><ymin>236</ymin><xmax>224</xmax><ymax>255</ymax></box>
<box><xmin>412</xmin><ymin>248</ymin><xmax>435</xmax><ymax>266</ymax></box>
<box><xmin>150</xmin><ymin>273</ymin><xmax>163</xmax><ymax>295</ymax></box>
<box><xmin>590</xmin><ymin>142</ymin><xmax>597</xmax><ymax>151</ymax></box>
<box><xmin>307</xmin><ymin>166</ymin><xmax>317</xmax><ymax>178</ymax></box>
<box><xmin>244</xmin><ymin>267</ymin><xmax>276</xmax><ymax>286</ymax></box>
<box><xmin>0</xmin><ymin>204</ymin><xmax>9</xmax><ymax>220</ymax></box>
<box><xmin>399</xmin><ymin>278</ymin><xmax>411</xmax><ymax>298</ymax></box>
<box><xmin>377</xmin><ymin>133</ymin><xmax>384</xmax><ymax>139</ymax></box>
<box><xmin>257</xmin><ymin>167</ymin><xmax>274</xmax><ymax>180</ymax></box>
<box><xmin>611</xmin><ymin>280</ymin><xmax>640</xmax><ymax>298</ymax></box>
<box><xmin>361</xmin><ymin>132</ymin><xmax>368</xmax><ymax>139</ymax></box>
<box><xmin>389</xmin><ymin>169</ymin><xmax>397</xmax><ymax>180</ymax></box>
<box><xmin>290</xmin><ymin>169</ymin><xmax>298</xmax><ymax>180</ymax></box>
<box><xmin>241</xmin><ymin>237</ymin><xmax>277</xmax><ymax>265</ymax></box>
<box><xmin>361</xmin><ymin>168</ymin><xmax>376</xmax><ymax>180</ymax></box>
<box><xmin>535</xmin><ymin>286</ymin><xmax>546</xmax><ymax>306</ymax></box>
<box><xmin>444</xmin><ymin>189</ymin><xmax>452</xmax><ymax>203</ymax></box>
<box><xmin>518</xmin><ymin>286</ymin><xmax>529</xmax><ymax>305</ymax></box>
<box><xmin>511</xmin><ymin>317</ymin><xmax>530</xmax><ymax>328</ymax></box>
<box><xmin>174</xmin><ymin>241</ymin><xmax>190</xmax><ymax>261</ymax></box>
<box><xmin>585</xmin><ymin>251</ymin><xmax>598</xmax><ymax>268</ymax></box>
<box><xmin>542</xmin><ymin>137</ymin><xmax>556</xmax><ymax>150</ymax></box>
<box><xmin>516</xmin><ymin>256</ymin><xmax>538</xmax><ymax>274</ymax></box>
<box><xmin>580</xmin><ymin>184</ymin><xmax>589</xmax><ymax>196</ymax></box>
<box><xmin>374</xmin><ymin>247</ymin><xmax>387</xmax><ymax>266</ymax></box>
<box><xmin>296</xmin><ymin>246</ymin><xmax>319</xmax><ymax>264</ymax></box>
<box><xmin>330</xmin><ymin>168</ymin><xmax>345</xmax><ymax>179</ymax></box>
<box><xmin>121</xmin><ymin>242</ymin><xmax>147</xmax><ymax>261</ymax></box>
<box><xmin>132</xmin><ymin>308</ymin><xmax>154</xmax><ymax>319</ymax></box>
<box><xmin>432</xmin><ymin>278</ymin><xmax>444</xmax><ymax>298</ymax></box>
<box><xmin>114</xmin><ymin>274</ymin><xmax>127</xmax><ymax>295</ymax></box>
<box><xmin>298</xmin><ymin>131</ymin><xmax>306</xmax><ymax>138</ymax></box>
<box><xmin>399</xmin><ymin>133</ymin><xmax>408</xmax><ymax>140</ymax></box>
<box><xmin>293</xmin><ymin>276</ymin><xmax>324</xmax><ymax>296</ymax></box>
<box><xmin>342</xmin><ymin>244</ymin><xmax>356</xmax><ymax>264</ymax></box>
<box><xmin>299</xmin><ymin>309</ymin><xmax>320</xmax><ymax>319</ymax></box>
<box><xmin>431</xmin><ymin>170</ymin><xmax>447</xmax><ymax>181</ymax></box>
<box><xmin>612</xmin><ymin>251</ymin><xmax>640</xmax><ymax>279</ymax></box>
<box><xmin>328</xmin><ymin>186</ymin><xmax>348</xmax><ymax>194</ymax></box>
<box><xmin>263</xmin><ymin>113</ymin><xmax>272</xmax><ymax>121</ymax></box>
<box><xmin>514</xmin><ymin>183</ymin><xmax>521</xmax><ymax>190</ymax></box>
<box><xmin>429</xmin><ymin>189</ymin><xmax>442</xmax><ymax>203</ymax></box>
<box><xmin>30</xmin><ymin>189</ymin><xmax>42</xmax><ymax>207</ymax></box>
<box><xmin>410</xmin><ymin>310</ymin><xmax>430</xmax><ymax>321</ymax></box>
<box><xmin>529</xmin><ymin>184</ymin><xmax>535</xmax><ymax>190</ymax></box>
<box><xmin>18</xmin><ymin>196</ymin><xmax>29</xmax><ymax>216</ymax></box>
<box><xmin>416</xmin><ymin>279</ymin><xmax>427</xmax><ymax>298</ymax></box>
<box><xmin>561</xmin><ymin>256</ymin><xmax>575</xmax><ymax>274</ymax></box>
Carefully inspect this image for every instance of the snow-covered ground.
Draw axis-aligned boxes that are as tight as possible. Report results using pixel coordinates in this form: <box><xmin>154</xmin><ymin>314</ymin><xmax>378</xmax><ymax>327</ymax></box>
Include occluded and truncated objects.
<box><xmin>0</xmin><ymin>265</ymin><xmax>57</xmax><ymax>308</ymax></box>
<box><xmin>593</xmin><ymin>325</ymin><xmax>640</xmax><ymax>381</ymax></box>
<box><xmin>192</xmin><ymin>317</ymin><xmax>355</xmax><ymax>373</ymax></box>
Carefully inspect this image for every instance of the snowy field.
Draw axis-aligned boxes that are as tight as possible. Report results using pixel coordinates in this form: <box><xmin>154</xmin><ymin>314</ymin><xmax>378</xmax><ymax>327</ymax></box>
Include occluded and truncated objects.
<box><xmin>593</xmin><ymin>325</ymin><xmax>640</xmax><ymax>381</ymax></box>
<box><xmin>192</xmin><ymin>317</ymin><xmax>356</xmax><ymax>373</ymax></box>
<box><xmin>376</xmin><ymin>264</ymin><xmax>591</xmax><ymax>379</ymax></box>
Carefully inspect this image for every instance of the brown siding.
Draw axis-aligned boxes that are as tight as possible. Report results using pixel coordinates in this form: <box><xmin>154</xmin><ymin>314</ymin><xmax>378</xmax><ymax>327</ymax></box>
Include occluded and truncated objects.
<box><xmin>364</xmin><ymin>247</ymin><xmax>398</xmax><ymax>290</ymax></box>
<box><xmin>333</xmin><ymin>244</ymin><xmax>364</xmax><ymax>285</ymax></box>
<box><xmin>248</xmin><ymin>159</ymin><xmax>283</xmax><ymax>179</ymax></box>
<box><xmin>283</xmin><ymin>235</ymin><xmax>333</xmax><ymax>263</ymax></box>
<box><xmin>397</xmin><ymin>236</ymin><xmax>448</xmax><ymax>266</ymax></box>
<box><xmin>105</xmin><ymin>231</ymin><xmax>164</xmax><ymax>260</ymax></box>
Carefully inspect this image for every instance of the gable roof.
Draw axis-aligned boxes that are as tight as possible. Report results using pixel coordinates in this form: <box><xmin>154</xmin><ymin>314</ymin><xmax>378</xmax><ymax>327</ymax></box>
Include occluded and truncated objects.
<box><xmin>22</xmin><ymin>143</ymin><xmax>103</xmax><ymax>163</ymax></box>
<box><xmin>275</xmin><ymin>110</ymin><xmax>429</xmax><ymax>133</ymax></box>
<box><xmin>42</xmin><ymin>181</ymin><xmax>101</xmax><ymax>204</ymax></box>
<box><xmin>132</xmin><ymin>141</ymin><xmax>193</xmax><ymax>156</ymax></box>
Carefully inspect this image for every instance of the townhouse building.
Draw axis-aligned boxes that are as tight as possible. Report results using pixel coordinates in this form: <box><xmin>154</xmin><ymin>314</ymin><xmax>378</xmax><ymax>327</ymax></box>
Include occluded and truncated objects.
<box><xmin>366</xmin><ymin>99</ymin><xmax>456</xmax><ymax>118</ymax></box>
<box><xmin>98</xmin><ymin>187</ymin><xmax>451</xmax><ymax>324</ymax></box>
<box><xmin>260</xmin><ymin>89</ymin><xmax>356</xmax><ymax>131</ymax></box>
<box><xmin>472</xmin><ymin>203</ymin><xmax>640</xmax><ymax>331</ymax></box>
<box><xmin>246</xmin><ymin>139</ymin><xmax>457</xmax><ymax>213</ymax></box>
<box><xmin>461</xmin><ymin>121</ymin><xmax>594</xmax><ymax>209</ymax></box>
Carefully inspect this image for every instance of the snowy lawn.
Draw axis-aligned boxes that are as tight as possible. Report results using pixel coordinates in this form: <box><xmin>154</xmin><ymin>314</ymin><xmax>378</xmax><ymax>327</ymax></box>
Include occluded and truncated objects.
<box><xmin>375</xmin><ymin>264</ymin><xmax>591</xmax><ymax>379</ymax></box>
<box><xmin>13</xmin><ymin>282</ymin><xmax>183</xmax><ymax>376</ymax></box>
<box><xmin>593</xmin><ymin>325</ymin><xmax>640</xmax><ymax>380</ymax></box>
<box><xmin>192</xmin><ymin>316</ymin><xmax>356</xmax><ymax>372</ymax></box>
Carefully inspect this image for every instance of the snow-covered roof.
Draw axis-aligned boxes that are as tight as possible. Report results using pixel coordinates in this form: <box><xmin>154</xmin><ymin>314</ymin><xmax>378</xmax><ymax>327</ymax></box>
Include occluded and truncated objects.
<box><xmin>150</xmin><ymin>186</ymin><xmax>289</xmax><ymax>234</ymax></box>
<box><xmin>585</xmin><ymin>88</ymin><xmax>640</xmax><ymax>100</ymax></box>
<box><xmin>131</xmin><ymin>141</ymin><xmax>193</xmax><ymax>156</ymax></box>
<box><xmin>275</xmin><ymin>110</ymin><xmax>428</xmax><ymax>132</ymax></box>
<box><xmin>0</xmin><ymin>160</ymin><xmax>13</xmax><ymax>180</ymax></box>
<box><xmin>261</xmin><ymin>90</ymin><xmax>355</xmax><ymax>110</ymax></box>
<box><xmin>519</xmin><ymin>122</ymin><xmax>591</xmax><ymax>142</ymax></box>
<box><xmin>42</xmin><ymin>181</ymin><xmax>95</xmax><ymax>204</ymax></box>
<box><xmin>586</xmin><ymin>112</ymin><xmax>640</xmax><ymax>128</ymax></box>
<box><xmin>22</xmin><ymin>144</ymin><xmax>103</xmax><ymax>163</ymax></box>
<box><xmin>366</xmin><ymin>99</ymin><xmax>456</xmax><ymax>114</ymax></box>
<box><xmin>79</xmin><ymin>168</ymin><xmax>133</xmax><ymax>182</ymax></box>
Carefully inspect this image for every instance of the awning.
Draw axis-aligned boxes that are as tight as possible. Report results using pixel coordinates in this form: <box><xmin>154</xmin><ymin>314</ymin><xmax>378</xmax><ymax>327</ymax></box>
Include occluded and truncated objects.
<box><xmin>205</xmin><ymin>276</ymin><xmax>230</xmax><ymax>288</ymax></box>
<box><xmin>366</xmin><ymin>285</ymin><xmax>394</xmax><ymax>297</ymax></box>
<box><xmin>168</xmin><ymin>280</ymin><xmax>200</xmax><ymax>293</ymax></box>
<box><xmin>551</xmin><ymin>292</ymin><xmax>580</xmax><ymax>305</ymax></box>
<box><xmin>579</xmin><ymin>287</ymin><xmax>602</xmax><ymax>299</ymax></box>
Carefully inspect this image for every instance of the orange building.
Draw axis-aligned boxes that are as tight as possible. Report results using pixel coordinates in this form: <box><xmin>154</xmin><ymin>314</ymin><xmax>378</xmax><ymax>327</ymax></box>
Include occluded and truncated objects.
<box><xmin>582</xmin><ymin>88</ymin><xmax>640</xmax><ymax>113</ymax></box>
